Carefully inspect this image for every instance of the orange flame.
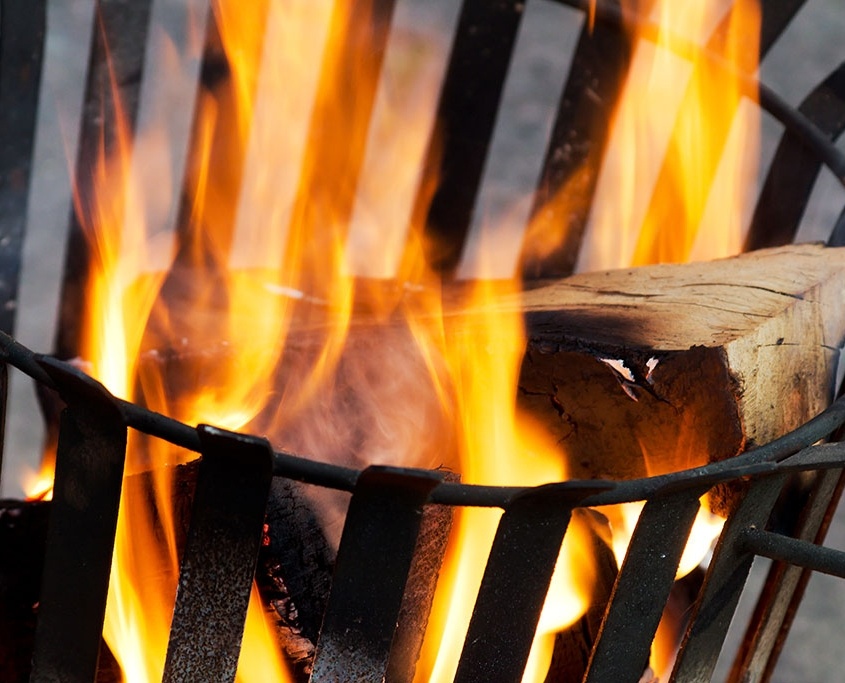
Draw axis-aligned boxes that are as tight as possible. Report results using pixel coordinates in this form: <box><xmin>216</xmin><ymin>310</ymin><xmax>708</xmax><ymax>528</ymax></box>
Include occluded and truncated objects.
<box><xmin>578</xmin><ymin>0</ymin><xmax>761</xmax><ymax>271</ymax></box>
<box><xmin>410</xmin><ymin>280</ymin><xmax>596</xmax><ymax>683</ymax></box>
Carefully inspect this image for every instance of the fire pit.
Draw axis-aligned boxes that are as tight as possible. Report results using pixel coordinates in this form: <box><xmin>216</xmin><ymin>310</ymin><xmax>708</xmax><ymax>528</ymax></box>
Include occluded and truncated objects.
<box><xmin>2</xmin><ymin>0</ymin><xmax>845</xmax><ymax>682</ymax></box>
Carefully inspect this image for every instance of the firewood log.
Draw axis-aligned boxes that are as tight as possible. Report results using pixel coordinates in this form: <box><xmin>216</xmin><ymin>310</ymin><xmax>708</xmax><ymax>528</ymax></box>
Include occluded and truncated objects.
<box><xmin>517</xmin><ymin>243</ymin><xmax>845</xmax><ymax>514</ymax></box>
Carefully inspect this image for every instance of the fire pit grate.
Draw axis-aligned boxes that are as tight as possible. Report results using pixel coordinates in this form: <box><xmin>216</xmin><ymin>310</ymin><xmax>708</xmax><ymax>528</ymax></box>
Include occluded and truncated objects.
<box><xmin>4</xmin><ymin>331</ymin><xmax>845</xmax><ymax>683</ymax></box>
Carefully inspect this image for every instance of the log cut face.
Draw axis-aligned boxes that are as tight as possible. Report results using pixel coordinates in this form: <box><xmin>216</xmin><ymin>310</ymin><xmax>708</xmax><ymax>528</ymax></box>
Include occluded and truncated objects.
<box><xmin>517</xmin><ymin>244</ymin><xmax>845</xmax><ymax>513</ymax></box>
<box><xmin>519</xmin><ymin>346</ymin><xmax>741</xmax><ymax>483</ymax></box>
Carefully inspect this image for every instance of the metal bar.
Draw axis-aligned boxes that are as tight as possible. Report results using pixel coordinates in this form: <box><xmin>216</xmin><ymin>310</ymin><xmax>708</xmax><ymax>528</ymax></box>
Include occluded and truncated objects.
<box><xmin>522</xmin><ymin>1</ymin><xmax>649</xmax><ymax>278</ymax></box>
<box><xmin>746</xmin><ymin>62</ymin><xmax>845</xmax><ymax>250</ymax></box>
<box><xmin>584</xmin><ymin>488</ymin><xmax>704</xmax><ymax>683</ymax></box>
<box><xmin>162</xmin><ymin>425</ymin><xmax>274</xmax><ymax>683</ymax></box>
<box><xmin>453</xmin><ymin>483</ymin><xmax>603</xmax><ymax>683</ymax></box>
<box><xmin>386</xmin><ymin>472</ymin><xmax>457</xmax><ymax>683</ymax></box>
<box><xmin>29</xmin><ymin>357</ymin><xmax>128</xmax><ymax>683</ymax></box>
<box><xmin>0</xmin><ymin>0</ymin><xmax>46</xmax><ymax>481</ymax></box>
<box><xmin>757</xmin><ymin>0</ymin><xmax>809</xmax><ymax>52</ymax></box>
<box><xmin>669</xmin><ymin>474</ymin><xmax>788</xmax><ymax>683</ymax></box>
<box><xmin>417</xmin><ymin>0</ymin><xmax>525</xmax><ymax>274</ymax></box>
<box><xmin>730</xmin><ymin>468</ymin><xmax>845</xmax><ymax>682</ymax></box>
<box><xmin>741</xmin><ymin>527</ymin><xmax>845</xmax><ymax>578</ymax></box>
<box><xmin>0</xmin><ymin>0</ymin><xmax>45</xmax><ymax>337</ymax></box>
<box><xmin>54</xmin><ymin>0</ymin><xmax>155</xmax><ymax>360</ymax></box>
<box><xmin>311</xmin><ymin>466</ymin><xmax>442</xmax><ymax>682</ymax></box>
<box><xmin>828</xmin><ymin>204</ymin><xmax>845</xmax><ymax>246</ymax></box>
<box><xmin>1</xmin><ymin>338</ymin><xmax>844</xmax><ymax>508</ymax></box>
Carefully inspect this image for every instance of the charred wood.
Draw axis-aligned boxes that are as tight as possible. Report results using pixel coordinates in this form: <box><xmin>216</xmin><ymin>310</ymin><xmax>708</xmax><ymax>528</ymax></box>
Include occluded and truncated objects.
<box><xmin>257</xmin><ymin>478</ymin><xmax>336</xmax><ymax>681</ymax></box>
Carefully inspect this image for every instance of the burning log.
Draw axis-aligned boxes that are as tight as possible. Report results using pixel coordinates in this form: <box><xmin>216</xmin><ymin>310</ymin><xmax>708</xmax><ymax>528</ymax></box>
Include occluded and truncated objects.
<box><xmin>258</xmin><ymin>478</ymin><xmax>336</xmax><ymax>681</ymax></box>
<box><xmin>518</xmin><ymin>243</ymin><xmax>845</xmax><ymax>514</ymax></box>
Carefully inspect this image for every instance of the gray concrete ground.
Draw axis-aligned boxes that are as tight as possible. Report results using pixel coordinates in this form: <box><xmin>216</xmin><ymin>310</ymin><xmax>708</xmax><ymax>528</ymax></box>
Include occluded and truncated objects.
<box><xmin>3</xmin><ymin>0</ymin><xmax>845</xmax><ymax>680</ymax></box>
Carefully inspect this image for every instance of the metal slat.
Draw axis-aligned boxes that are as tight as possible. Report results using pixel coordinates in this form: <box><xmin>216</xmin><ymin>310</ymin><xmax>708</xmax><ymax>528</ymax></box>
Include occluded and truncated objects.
<box><xmin>0</xmin><ymin>0</ymin><xmax>45</xmax><ymax>337</ymax></box>
<box><xmin>29</xmin><ymin>357</ymin><xmax>128</xmax><ymax>683</ymax></box>
<box><xmin>584</xmin><ymin>488</ymin><xmax>705</xmax><ymax>683</ymax></box>
<box><xmin>453</xmin><ymin>483</ymin><xmax>604</xmax><ymax>683</ymax></box>
<box><xmin>0</xmin><ymin>0</ymin><xmax>46</xmax><ymax>480</ymax></box>
<box><xmin>669</xmin><ymin>474</ymin><xmax>788</xmax><ymax>683</ymax></box>
<box><xmin>311</xmin><ymin>466</ymin><xmax>442</xmax><ymax>682</ymax></box>
<box><xmin>54</xmin><ymin>0</ymin><xmax>155</xmax><ymax>360</ymax></box>
<box><xmin>522</xmin><ymin>2</ymin><xmax>646</xmax><ymax>279</ymax></box>
<box><xmin>418</xmin><ymin>0</ymin><xmax>525</xmax><ymax>274</ymax></box>
<box><xmin>746</xmin><ymin>63</ymin><xmax>845</xmax><ymax>250</ymax></box>
<box><xmin>162</xmin><ymin>425</ymin><xmax>274</xmax><ymax>683</ymax></box>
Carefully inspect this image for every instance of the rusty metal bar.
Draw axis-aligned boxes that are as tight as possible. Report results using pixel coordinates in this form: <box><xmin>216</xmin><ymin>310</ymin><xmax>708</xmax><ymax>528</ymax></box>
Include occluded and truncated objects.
<box><xmin>29</xmin><ymin>358</ymin><xmax>128</xmax><ymax>683</ymax></box>
<box><xmin>311</xmin><ymin>466</ymin><xmax>442</xmax><ymax>683</ymax></box>
<box><xmin>162</xmin><ymin>425</ymin><xmax>274</xmax><ymax>683</ymax></box>
<box><xmin>584</xmin><ymin>488</ymin><xmax>705</xmax><ymax>683</ymax></box>
<box><xmin>453</xmin><ymin>483</ymin><xmax>605</xmax><ymax>683</ymax></box>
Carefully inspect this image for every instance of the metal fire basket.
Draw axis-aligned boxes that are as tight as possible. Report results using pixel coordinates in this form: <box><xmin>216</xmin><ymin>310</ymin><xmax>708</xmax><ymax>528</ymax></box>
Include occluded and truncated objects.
<box><xmin>3</xmin><ymin>0</ymin><xmax>845</xmax><ymax>682</ymax></box>
<box><xmin>4</xmin><ymin>329</ymin><xmax>845</xmax><ymax>683</ymax></box>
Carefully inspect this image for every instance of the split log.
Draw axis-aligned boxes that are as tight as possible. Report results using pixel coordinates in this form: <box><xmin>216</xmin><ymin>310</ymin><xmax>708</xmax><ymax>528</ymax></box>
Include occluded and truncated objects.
<box><xmin>130</xmin><ymin>243</ymin><xmax>845</xmax><ymax>509</ymax></box>
<box><xmin>516</xmin><ymin>244</ymin><xmax>845</xmax><ymax>514</ymax></box>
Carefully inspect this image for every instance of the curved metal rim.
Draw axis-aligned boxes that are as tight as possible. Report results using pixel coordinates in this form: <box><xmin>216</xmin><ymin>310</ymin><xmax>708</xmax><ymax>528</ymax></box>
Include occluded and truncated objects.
<box><xmin>555</xmin><ymin>0</ymin><xmax>845</xmax><ymax>186</ymax></box>
<box><xmin>3</xmin><ymin>330</ymin><xmax>845</xmax><ymax>510</ymax></box>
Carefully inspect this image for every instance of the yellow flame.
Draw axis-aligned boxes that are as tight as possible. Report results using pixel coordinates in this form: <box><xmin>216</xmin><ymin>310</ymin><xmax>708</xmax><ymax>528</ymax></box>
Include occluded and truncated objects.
<box><xmin>411</xmin><ymin>280</ymin><xmax>595</xmax><ymax>683</ymax></box>
<box><xmin>578</xmin><ymin>0</ymin><xmax>760</xmax><ymax>270</ymax></box>
<box><xmin>22</xmin><ymin>465</ymin><xmax>54</xmax><ymax>501</ymax></box>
